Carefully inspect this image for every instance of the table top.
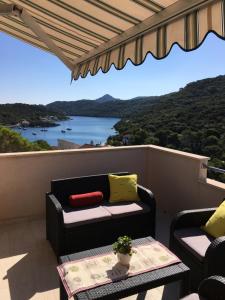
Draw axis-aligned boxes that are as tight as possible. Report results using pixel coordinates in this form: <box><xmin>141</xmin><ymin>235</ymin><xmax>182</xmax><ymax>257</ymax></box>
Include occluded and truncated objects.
<box><xmin>60</xmin><ymin>236</ymin><xmax>189</xmax><ymax>300</ymax></box>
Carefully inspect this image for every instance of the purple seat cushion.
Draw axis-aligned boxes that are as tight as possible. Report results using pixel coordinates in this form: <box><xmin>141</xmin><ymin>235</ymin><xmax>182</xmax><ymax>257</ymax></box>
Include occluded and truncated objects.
<box><xmin>63</xmin><ymin>206</ymin><xmax>111</xmax><ymax>227</ymax></box>
<box><xmin>180</xmin><ymin>293</ymin><xmax>204</xmax><ymax>300</ymax></box>
<box><xmin>174</xmin><ymin>227</ymin><xmax>214</xmax><ymax>261</ymax></box>
<box><xmin>103</xmin><ymin>201</ymin><xmax>150</xmax><ymax>218</ymax></box>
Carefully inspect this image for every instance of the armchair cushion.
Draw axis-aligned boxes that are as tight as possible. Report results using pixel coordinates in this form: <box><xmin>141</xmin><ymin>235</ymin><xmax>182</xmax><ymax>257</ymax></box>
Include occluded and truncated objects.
<box><xmin>174</xmin><ymin>227</ymin><xmax>213</xmax><ymax>261</ymax></box>
<box><xmin>63</xmin><ymin>206</ymin><xmax>111</xmax><ymax>227</ymax></box>
<box><xmin>103</xmin><ymin>201</ymin><xmax>150</xmax><ymax>218</ymax></box>
<box><xmin>69</xmin><ymin>191</ymin><xmax>103</xmax><ymax>208</ymax></box>
<box><xmin>202</xmin><ymin>200</ymin><xmax>225</xmax><ymax>238</ymax></box>
<box><xmin>108</xmin><ymin>174</ymin><xmax>140</xmax><ymax>202</ymax></box>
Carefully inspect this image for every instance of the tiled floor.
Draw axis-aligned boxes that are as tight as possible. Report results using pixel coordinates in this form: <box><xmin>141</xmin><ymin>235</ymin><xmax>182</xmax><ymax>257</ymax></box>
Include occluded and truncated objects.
<box><xmin>0</xmin><ymin>212</ymin><xmax>181</xmax><ymax>300</ymax></box>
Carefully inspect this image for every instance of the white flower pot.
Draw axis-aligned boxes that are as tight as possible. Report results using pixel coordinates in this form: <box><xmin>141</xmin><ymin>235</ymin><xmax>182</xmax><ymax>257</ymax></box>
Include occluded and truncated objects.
<box><xmin>117</xmin><ymin>253</ymin><xmax>131</xmax><ymax>266</ymax></box>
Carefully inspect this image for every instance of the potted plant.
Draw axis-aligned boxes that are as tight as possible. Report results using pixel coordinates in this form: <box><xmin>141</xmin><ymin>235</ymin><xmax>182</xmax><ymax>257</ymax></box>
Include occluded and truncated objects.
<box><xmin>113</xmin><ymin>236</ymin><xmax>135</xmax><ymax>266</ymax></box>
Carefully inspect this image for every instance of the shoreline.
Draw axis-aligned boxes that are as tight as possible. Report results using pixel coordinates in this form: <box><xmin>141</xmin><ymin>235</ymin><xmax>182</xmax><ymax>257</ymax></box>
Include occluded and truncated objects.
<box><xmin>11</xmin><ymin>116</ymin><xmax>120</xmax><ymax>147</ymax></box>
<box><xmin>4</xmin><ymin>122</ymin><xmax>61</xmax><ymax>129</ymax></box>
<box><xmin>3</xmin><ymin>115</ymin><xmax>119</xmax><ymax>129</ymax></box>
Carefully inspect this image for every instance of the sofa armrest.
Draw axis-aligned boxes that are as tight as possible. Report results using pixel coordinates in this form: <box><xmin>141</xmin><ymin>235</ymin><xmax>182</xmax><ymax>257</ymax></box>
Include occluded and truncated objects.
<box><xmin>170</xmin><ymin>208</ymin><xmax>216</xmax><ymax>232</ymax></box>
<box><xmin>138</xmin><ymin>184</ymin><xmax>156</xmax><ymax>237</ymax></box>
<box><xmin>46</xmin><ymin>193</ymin><xmax>64</xmax><ymax>257</ymax></box>
<box><xmin>47</xmin><ymin>193</ymin><xmax>63</xmax><ymax>212</ymax></box>
<box><xmin>137</xmin><ymin>184</ymin><xmax>155</xmax><ymax>208</ymax></box>
<box><xmin>170</xmin><ymin>208</ymin><xmax>216</xmax><ymax>250</ymax></box>
<box><xmin>199</xmin><ymin>276</ymin><xmax>225</xmax><ymax>300</ymax></box>
<box><xmin>205</xmin><ymin>236</ymin><xmax>225</xmax><ymax>276</ymax></box>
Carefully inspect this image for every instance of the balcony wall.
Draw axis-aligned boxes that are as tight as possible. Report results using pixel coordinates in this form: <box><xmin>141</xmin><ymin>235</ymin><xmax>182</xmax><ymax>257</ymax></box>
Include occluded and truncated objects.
<box><xmin>0</xmin><ymin>146</ymin><xmax>148</xmax><ymax>221</ymax></box>
<box><xmin>147</xmin><ymin>146</ymin><xmax>225</xmax><ymax>213</ymax></box>
<box><xmin>0</xmin><ymin>145</ymin><xmax>225</xmax><ymax>222</ymax></box>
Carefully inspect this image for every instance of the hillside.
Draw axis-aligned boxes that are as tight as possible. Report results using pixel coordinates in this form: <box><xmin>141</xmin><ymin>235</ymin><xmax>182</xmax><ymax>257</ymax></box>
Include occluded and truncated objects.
<box><xmin>95</xmin><ymin>94</ymin><xmax>120</xmax><ymax>103</ymax></box>
<box><xmin>107</xmin><ymin>75</ymin><xmax>225</xmax><ymax>182</ymax></box>
<box><xmin>47</xmin><ymin>76</ymin><xmax>225</xmax><ymax>119</ymax></box>
<box><xmin>46</xmin><ymin>95</ymin><xmax>159</xmax><ymax>117</ymax></box>
<box><xmin>0</xmin><ymin>103</ymin><xmax>68</xmax><ymax>127</ymax></box>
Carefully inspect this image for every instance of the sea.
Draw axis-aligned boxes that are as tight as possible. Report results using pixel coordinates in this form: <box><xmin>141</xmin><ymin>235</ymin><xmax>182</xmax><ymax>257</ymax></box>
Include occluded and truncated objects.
<box><xmin>14</xmin><ymin>116</ymin><xmax>120</xmax><ymax>146</ymax></box>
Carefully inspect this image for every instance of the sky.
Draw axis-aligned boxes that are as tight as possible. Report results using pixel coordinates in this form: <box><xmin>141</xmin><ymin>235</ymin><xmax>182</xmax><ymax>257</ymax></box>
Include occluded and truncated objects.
<box><xmin>0</xmin><ymin>31</ymin><xmax>225</xmax><ymax>105</ymax></box>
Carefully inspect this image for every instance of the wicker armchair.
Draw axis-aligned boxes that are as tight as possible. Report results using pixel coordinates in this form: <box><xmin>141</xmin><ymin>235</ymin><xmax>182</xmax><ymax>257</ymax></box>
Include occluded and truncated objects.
<box><xmin>180</xmin><ymin>276</ymin><xmax>225</xmax><ymax>300</ymax></box>
<box><xmin>46</xmin><ymin>172</ymin><xmax>155</xmax><ymax>258</ymax></box>
<box><xmin>170</xmin><ymin>208</ymin><xmax>225</xmax><ymax>291</ymax></box>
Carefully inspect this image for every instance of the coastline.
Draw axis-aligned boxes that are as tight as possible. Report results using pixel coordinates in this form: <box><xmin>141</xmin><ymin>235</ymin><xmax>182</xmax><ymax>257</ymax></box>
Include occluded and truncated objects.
<box><xmin>12</xmin><ymin>116</ymin><xmax>120</xmax><ymax>146</ymax></box>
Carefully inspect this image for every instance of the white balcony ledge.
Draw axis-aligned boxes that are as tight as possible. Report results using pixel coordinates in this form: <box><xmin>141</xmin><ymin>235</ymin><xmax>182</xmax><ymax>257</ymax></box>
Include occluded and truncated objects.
<box><xmin>0</xmin><ymin>145</ymin><xmax>224</xmax><ymax>222</ymax></box>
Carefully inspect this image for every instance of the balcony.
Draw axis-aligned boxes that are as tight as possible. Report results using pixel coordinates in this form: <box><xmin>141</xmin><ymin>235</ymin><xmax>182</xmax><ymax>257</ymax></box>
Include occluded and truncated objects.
<box><xmin>0</xmin><ymin>145</ymin><xmax>225</xmax><ymax>300</ymax></box>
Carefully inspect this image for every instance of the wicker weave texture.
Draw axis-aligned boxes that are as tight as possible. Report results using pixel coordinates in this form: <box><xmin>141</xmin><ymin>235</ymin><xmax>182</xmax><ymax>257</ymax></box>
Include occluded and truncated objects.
<box><xmin>60</xmin><ymin>237</ymin><xmax>190</xmax><ymax>300</ymax></box>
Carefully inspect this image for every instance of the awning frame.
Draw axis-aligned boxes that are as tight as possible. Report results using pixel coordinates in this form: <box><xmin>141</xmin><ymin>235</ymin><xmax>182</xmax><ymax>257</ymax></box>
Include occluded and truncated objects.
<box><xmin>0</xmin><ymin>3</ymin><xmax>73</xmax><ymax>70</ymax></box>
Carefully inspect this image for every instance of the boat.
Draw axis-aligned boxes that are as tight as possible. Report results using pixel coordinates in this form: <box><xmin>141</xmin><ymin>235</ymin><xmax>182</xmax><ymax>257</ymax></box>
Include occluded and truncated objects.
<box><xmin>61</xmin><ymin>130</ymin><xmax>66</xmax><ymax>133</ymax></box>
<box><xmin>40</xmin><ymin>129</ymin><xmax>48</xmax><ymax>132</ymax></box>
<box><xmin>32</xmin><ymin>132</ymin><xmax>37</xmax><ymax>135</ymax></box>
<box><xmin>66</xmin><ymin>128</ymin><xmax>72</xmax><ymax>131</ymax></box>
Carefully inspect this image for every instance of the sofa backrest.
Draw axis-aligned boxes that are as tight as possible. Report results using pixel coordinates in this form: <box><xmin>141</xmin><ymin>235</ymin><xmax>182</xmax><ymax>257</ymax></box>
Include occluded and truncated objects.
<box><xmin>51</xmin><ymin>172</ymin><xmax>129</xmax><ymax>204</ymax></box>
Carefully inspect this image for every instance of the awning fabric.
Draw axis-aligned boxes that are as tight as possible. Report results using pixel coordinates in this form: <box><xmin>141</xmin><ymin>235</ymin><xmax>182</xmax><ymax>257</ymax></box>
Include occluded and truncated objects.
<box><xmin>0</xmin><ymin>0</ymin><xmax>224</xmax><ymax>80</ymax></box>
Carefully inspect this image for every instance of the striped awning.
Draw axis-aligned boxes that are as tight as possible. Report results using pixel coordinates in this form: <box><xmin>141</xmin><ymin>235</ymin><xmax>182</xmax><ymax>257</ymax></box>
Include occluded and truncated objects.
<box><xmin>0</xmin><ymin>0</ymin><xmax>224</xmax><ymax>80</ymax></box>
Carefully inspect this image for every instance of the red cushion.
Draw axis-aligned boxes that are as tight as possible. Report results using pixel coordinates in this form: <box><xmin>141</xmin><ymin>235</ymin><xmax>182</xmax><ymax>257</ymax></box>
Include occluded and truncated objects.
<box><xmin>69</xmin><ymin>191</ymin><xmax>103</xmax><ymax>207</ymax></box>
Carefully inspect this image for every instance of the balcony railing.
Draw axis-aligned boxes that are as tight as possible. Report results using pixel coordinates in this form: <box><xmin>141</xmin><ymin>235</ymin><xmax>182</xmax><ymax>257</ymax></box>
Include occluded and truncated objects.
<box><xmin>204</xmin><ymin>164</ymin><xmax>225</xmax><ymax>174</ymax></box>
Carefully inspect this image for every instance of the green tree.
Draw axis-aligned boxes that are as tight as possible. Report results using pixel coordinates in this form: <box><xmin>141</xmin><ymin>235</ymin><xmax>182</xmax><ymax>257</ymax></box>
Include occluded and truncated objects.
<box><xmin>33</xmin><ymin>140</ymin><xmax>52</xmax><ymax>150</ymax></box>
<box><xmin>132</xmin><ymin>129</ymin><xmax>148</xmax><ymax>144</ymax></box>
<box><xmin>144</xmin><ymin>136</ymin><xmax>159</xmax><ymax>145</ymax></box>
<box><xmin>203</xmin><ymin>145</ymin><xmax>222</xmax><ymax>157</ymax></box>
<box><xmin>0</xmin><ymin>127</ymin><xmax>51</xmax><ymax>153</ymax></box>
<box><xmin>155</xmin><ymin>130</ymin><xmax>169</xmax><ymax>146</ymax></box>
<box><xmin>168</xmin><ymin>133</ymin><xmax>181</xmax><ymax>148</ymax></box>
<box><xmin>204</xmin><ymin>135</ymin><xmax>219</xmax><ymax>146</ymax></box>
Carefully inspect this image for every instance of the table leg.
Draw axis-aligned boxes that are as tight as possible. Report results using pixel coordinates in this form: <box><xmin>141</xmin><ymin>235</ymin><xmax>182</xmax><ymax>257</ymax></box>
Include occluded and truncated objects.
<box><xmin>137</xmin><ymin>291</ymin><xmax>147</xmax><ymax>299</ymax></box>
<box><xmin>180</xmin><ymin>271</ymin><xmax>190</xmax><ymax>297</ymax></box>
<box><xmin>60</xmin><ymin>280</ymin><xmax>68</xmax><ymax>300</ymax></box>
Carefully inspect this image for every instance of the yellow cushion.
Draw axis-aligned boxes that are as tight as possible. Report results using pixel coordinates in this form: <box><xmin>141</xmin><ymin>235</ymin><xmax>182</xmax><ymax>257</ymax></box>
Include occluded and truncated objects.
<box><xmin>108</xmin><ymin>174</ymin><xmax>140</xmax><ymax>203</ymax></box>
<box><xmin>202</xmin><ymin>200</ymin><xmax>225</xmax><ymax>238</ymax></box>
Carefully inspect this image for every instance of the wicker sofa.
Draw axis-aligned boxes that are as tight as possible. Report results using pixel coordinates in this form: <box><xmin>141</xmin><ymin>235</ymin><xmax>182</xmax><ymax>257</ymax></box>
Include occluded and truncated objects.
<box><xmin>46</xmin><ymin>172</ymin><xmax>155</xmax><ymax>258</ymax></box>
<box><xmin>180</xmin><ymin>276</ymin><xmax>225</xmax><ymax>300</ymax></box>
<box><xmin>170</xmin><ymin>208</ymin><xmax>225</xmax><ymax>291</ymax></box>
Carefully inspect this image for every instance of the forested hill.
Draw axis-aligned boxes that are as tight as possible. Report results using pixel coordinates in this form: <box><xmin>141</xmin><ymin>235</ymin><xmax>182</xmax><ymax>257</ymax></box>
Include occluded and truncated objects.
<box><xmin>46</xmin><ymin>94</ymin><xmax>158</xmax><ymax>117</ymax></box>
<box><xmin>0</xmin><ymin>103</ymin><xmax>67</xmax><ymax>127</ymax></box>
<box><xmin>107</xmin><ymin>75</ymin><xmax>225</xmax><ymax>182</ymax></box>
<box><xmin>47</xmin><ymin>75</ymin><xmax>225</xmax><ymax>119</ymax></box>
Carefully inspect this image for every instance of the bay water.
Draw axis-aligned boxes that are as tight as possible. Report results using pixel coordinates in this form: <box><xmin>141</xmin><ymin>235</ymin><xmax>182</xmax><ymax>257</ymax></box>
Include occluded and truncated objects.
<box><xmin>14</xmin><ymin>116</ymin><xmax>120</xmax><ymax>146</ymax></box>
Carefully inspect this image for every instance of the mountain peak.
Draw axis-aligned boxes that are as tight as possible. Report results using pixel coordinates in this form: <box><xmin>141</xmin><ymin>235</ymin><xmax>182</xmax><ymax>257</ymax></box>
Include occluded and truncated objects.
<box><xmin>95</xmin><ymin>94</ymin><xmax>119</xmax><ymax>103</ymax></box>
